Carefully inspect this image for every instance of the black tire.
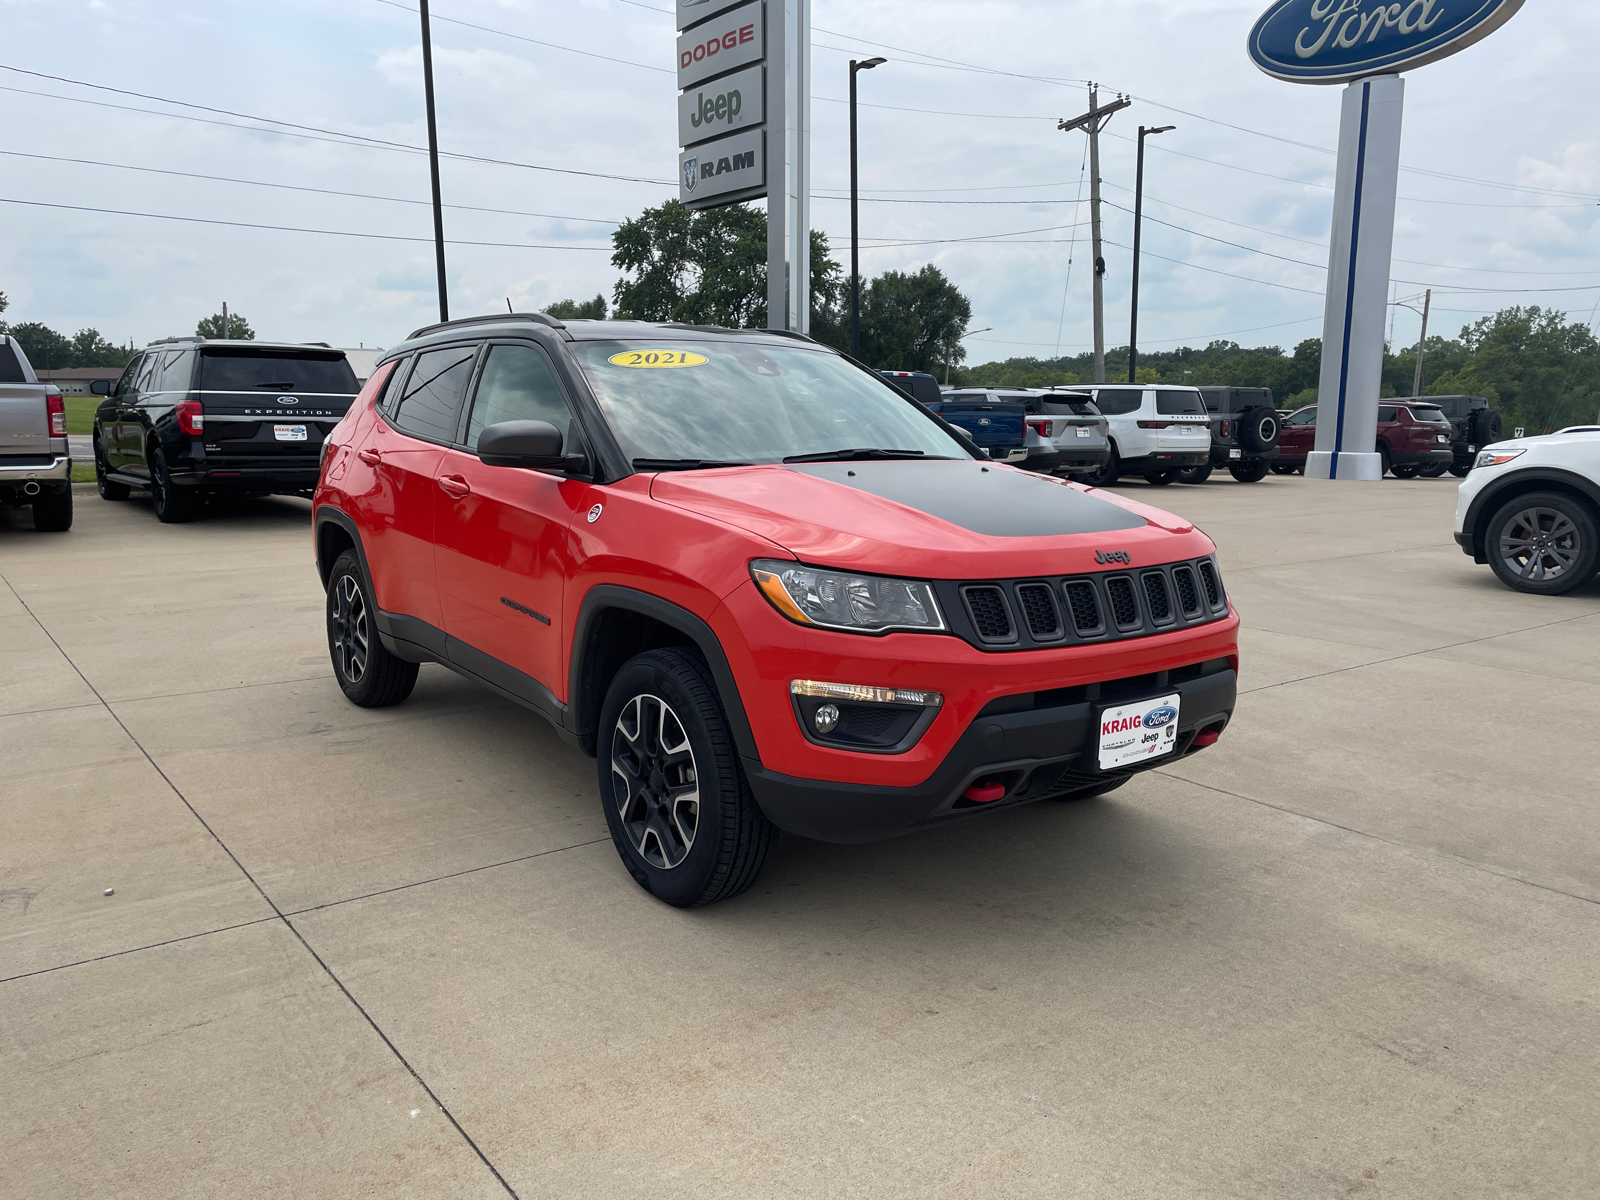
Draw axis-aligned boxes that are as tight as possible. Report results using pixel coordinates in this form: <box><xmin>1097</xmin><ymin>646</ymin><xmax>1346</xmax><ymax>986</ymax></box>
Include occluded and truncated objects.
<box><xmin>1239</xmin><ymin>407</ymin><xmax>1280</xmax><ymax>453</ymax></box>
<box><xmin>1470</xmin><ymin>408</ymin><xmax>1504</xmax><ymax>448</ymax></box>
<box><xmin>1081</xmin><ymin>446</ymin><xmax>1120</xmax><ymax>487</ymax></box>
<box><xmin>1484</xmin><ymin>491</ymin><xmax>1600</xmax><ymax>596</ymax></box>
<box><xmin>326</xmin><ymin>550</ymin><xmax>419</xmax><ymax>706</ymax></box>
<box><xmin>1448</xmin><ymin>462</ymin><xmax>1472</xmax><ymax>478</ymax></box>
<box><xmin>1176</xmin><ymin>463</ymin><xmax>1213</xmax><ymax>484</ymax></box>
<box><xmin>1144</xmin><ymin>469</ymin><xmax>1178</xmax><ymax>486</ymax></box>
<box><xmin>1391</xmin><ymin>463</ymin><xmax>1422</xmax><ymax>479</ymax></box>
<box><xmin>1052</xmin><ymin>776</ymin><xmax>1129</xmax><ymax>802</ymax></box>
<box><xmin>94</xmin><ymin>429</ymin><xmax>130</xmax><ymax>500</ymax></box>
<box><xmin>1420</xmin><ymin>462</ymin><xmax>1449</xmax><ymax>478</ymax></box>
<box><xmin>149</xmin><ymin>447</ymin><xmax>197</xmax><ymax>523</ymax></box>
<box><xmin>31</xmin><ymin>487</ymin><xmax>73</xmax><ymax>532</ymax></box>
<box><xmin>1270</xmin><ymin>463</ymin><xmax>1297</xmax><ymax>475</ymax></box>
<box><xmin>1228</xmin><ymin>459</ymin><xmax>1270</xmax><ymax>483</ymax></box>
<box><xmin>1377</xmin><ymin>445</ymin><xmax>1392</xmax><ymax>477</ymax></box>
<box><xmin>597</xmin><ymin>647</ymin><xmax>776</xmax><ymax>907</ymax></box>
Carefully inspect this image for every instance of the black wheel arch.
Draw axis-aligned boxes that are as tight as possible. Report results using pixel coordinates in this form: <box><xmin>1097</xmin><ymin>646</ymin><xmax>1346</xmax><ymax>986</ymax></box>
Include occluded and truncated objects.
<box><xmin>313</xmin><ymin>506</ymin><xmax>371</xmax><ymax>591</ymax></box>
<box><xmin>1465</xmin><ymin>468</ymin><xmax>1600</xmax><ymax>561</ymax></box>
<box><xmin>569</xmin><ymin>586</ymin><xmax>759</xmax><ymax>764</ymax></box>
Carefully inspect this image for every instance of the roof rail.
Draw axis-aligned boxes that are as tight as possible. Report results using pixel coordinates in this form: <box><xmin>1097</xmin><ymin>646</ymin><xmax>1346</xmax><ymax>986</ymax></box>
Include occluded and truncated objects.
<box><xmin>148</xmin><ymin>336</ymin><xmax>205</xmax><ymax>346</ymax></box>
<box><xmin>407</xmin><ymin>311</ymin><xmax>565</xmax><ymax>340</ymax></box>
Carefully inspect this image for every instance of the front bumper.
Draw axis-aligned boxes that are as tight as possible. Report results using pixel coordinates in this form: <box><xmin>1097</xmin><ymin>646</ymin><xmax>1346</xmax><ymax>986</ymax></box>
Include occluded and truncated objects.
<box><xmin>0</xmin><ymin>454</ymin><xmax>71</xmax><ymax>485</ymax></box>
<box><xmin>746</xmin><ymin>661</ymin><xmax>1237</xmax><ymax>843</ymax></box>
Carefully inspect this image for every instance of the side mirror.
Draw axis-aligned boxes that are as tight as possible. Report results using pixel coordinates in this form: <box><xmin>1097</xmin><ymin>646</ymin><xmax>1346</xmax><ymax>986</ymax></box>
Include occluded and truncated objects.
<box><xmin>477</xmin><ymin>420</ymin><xmax>585</xmax><ymax>472</ymax></box>
<box><xmin>91</xmin><ymin>379</ymin><xmax>112</xmax><ymax>396</ymax></box>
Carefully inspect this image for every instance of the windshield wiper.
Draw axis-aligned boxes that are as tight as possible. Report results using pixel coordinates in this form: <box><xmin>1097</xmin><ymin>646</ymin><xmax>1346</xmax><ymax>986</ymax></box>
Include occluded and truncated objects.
<box><xmin>632</xmin><ymin>458</ymin><xmax>752</xmax><ymax>471</ymax></box>
<box><xmin>783</xmin><ymin>448</ymin><xmax>939</xmax><ymax>464</ymax></box>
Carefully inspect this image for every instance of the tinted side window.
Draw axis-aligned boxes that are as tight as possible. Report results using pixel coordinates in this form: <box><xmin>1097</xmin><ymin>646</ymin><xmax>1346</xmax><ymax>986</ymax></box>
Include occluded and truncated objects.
<box><xmin>134</xmin><ymin>353</ymin><xmax>161</xmax><ymax>395</ymax></box>
<box><xmin>1378</xmin><ymin>406</ymin><xmax>1397</xmax><ymax>422</ymax></box>
<box><xmin>1199</xmin><ymin>389</ymin><xmax>1224</xmax><ymax>413</ymax></box>
<box><xmin>154</xmin><ymin>350</ymin><xmax>194</xmax><ymax>396</ymax></box>
<box><xmin>0</xmin><ymin>340</ymin><xmax>24</xmax><ymax>384</ymax></box>
<box><xmin>1156</xmin><ymin>389</ymin><xmax>1205</xmax><ymax>415</ymax></box>
<box><xmin>1094</xmin><ymin>388</ymin><xmax>1143</xmax><ymax>415</ymax></box>
<box><xmin>1284</xmin><ymin>407</ymin><xmax>1316</xmax><ymax>426</ymax></box>
<box><xmin>466</xmin><ymin>344</ymin><xmax>571</xmax><ymax>449</ymax></box>
<box><xmin>393</xmin><ymin>345</ymin><xmax>479</xmax><ymax>442</ymax></box>
<box><xmin>114</xmin><ymin>354</ymin><xmax>143</xmax><ymax>397</ymax></box>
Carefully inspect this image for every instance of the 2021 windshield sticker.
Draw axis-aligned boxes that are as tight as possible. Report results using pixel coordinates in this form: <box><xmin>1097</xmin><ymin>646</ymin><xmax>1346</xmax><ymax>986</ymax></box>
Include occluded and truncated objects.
<box><xmin>607</xmin><ymin>350</ymin><xmax>709</xmax><ymax>369</ymax></box>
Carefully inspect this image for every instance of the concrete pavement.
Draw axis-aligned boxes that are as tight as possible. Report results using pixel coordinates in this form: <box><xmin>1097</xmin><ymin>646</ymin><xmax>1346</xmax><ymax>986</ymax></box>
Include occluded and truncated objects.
<box><xmin>2</xmin><ymin>477</ymin><xmax>1597</xmax><ymax>1199</ymax></box>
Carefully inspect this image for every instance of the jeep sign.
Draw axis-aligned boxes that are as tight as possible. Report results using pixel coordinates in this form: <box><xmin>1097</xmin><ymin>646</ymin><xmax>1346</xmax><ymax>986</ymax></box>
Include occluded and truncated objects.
<box><xmin>679</xmin><ymin>127</ymin><xmax>764</xmax><ymax>206</ymax></box>
<box><xmin>678</xmin><ymin>63</ymin><xmax>763</xmax><ymax>148</ymax></box>
<box><xmin>676</xmin><ymin>0</ymin><xmax>762</xmax><ymax>90</ymax></box>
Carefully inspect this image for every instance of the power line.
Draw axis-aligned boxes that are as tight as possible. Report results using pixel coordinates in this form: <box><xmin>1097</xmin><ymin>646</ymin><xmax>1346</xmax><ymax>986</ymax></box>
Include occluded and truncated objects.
<box><xmin>0</xmin><ymin>149</ymin><xmax>624</xmax><ymax>225</ymax></box>
<box><xmin>0</xmin><ymin>196</ymin><xmax>613</xmax><ymax>250</ymax></box>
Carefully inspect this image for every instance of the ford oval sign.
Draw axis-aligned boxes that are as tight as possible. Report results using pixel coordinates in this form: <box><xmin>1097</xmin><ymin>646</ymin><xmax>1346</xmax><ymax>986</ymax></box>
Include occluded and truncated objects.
<box><xmin>1248</xmin><ymin>0</ymin><xmax>1524</xmax><ymax>84</ymax></box>
<box><xmin>1144</xmin><ymin>705</ymin><xmax>1178</xmax><ymax>730</ymax></box>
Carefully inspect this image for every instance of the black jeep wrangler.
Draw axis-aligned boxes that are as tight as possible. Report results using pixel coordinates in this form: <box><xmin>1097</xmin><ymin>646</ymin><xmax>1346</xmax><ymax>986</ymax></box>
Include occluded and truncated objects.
<box><xmin>1411</xmin><ymin>394</ymin><xmax>1503</xmax><ymax>477</ymax></box>
<box><xmin>1181</xmin><ymin>387</ymin><xmax>1281</xmax><ymax>483</ymax></box>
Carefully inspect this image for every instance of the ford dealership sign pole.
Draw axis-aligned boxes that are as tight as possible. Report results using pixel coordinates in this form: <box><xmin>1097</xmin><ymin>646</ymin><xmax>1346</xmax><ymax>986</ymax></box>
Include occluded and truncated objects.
<box><xmin>1247</xmin><ymin>0</ymin><xmax>1523</xmax><ymax>481</ymax></box>
<box><xmin>676</xmin><ymin>0</ymin><xmax>810</xmax><ymax>334</ymax></box>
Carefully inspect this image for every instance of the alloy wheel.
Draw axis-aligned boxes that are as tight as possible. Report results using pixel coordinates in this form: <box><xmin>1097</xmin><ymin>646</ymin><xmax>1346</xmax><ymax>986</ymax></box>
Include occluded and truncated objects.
<box><xmin>610</xmin><ymin>693</ymin><xmax>700</xmax><ymax>870</ymax></box>
<box><xmin>330</xmin><ymin>574</ymin><xmax>369</xmax><ymax>684</ymax></box>
<box><xmin>1499</xmin><ymin>507</ymin><xmax>1582</xmax><ymax>583</ymax></box>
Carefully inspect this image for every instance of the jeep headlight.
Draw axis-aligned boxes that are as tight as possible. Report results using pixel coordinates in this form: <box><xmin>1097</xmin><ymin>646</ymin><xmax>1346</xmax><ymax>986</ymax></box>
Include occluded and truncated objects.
<box><xmin>1474</xmin><ymin>448</ymin><xmax>1525</xmax><ymax>469</ymax></box>
<box><xmin>751</xmin><ymin>560</ymin><xmax>946</xmax><ymax>634</ymax></box>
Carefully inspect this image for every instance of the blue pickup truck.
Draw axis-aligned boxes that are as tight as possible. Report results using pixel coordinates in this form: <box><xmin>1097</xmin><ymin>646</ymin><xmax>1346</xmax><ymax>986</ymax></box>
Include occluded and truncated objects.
<box><xmin>878</xmin><ymin>371</ymin><xmax>1026</xmax><ymax>464</ymax></box>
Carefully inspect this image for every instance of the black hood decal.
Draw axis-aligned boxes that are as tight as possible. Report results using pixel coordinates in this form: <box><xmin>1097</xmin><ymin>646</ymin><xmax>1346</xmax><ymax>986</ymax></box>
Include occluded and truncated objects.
<box><xmin>784</xmin><ymin>461</ymin><xmax>1146</xmax><ymax>538</ymax></box>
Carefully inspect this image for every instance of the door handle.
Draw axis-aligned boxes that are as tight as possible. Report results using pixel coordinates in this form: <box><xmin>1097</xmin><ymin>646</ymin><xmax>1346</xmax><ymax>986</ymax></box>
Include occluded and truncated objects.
<box><xmin>357</xmin><ymin>448</ymin><xmax>381</xmax><ymax>466</ymax></box>
<box><xmin>438</xmin><ymin>475</ymin><xmax>471</xmax><ymax>499</ymax></box>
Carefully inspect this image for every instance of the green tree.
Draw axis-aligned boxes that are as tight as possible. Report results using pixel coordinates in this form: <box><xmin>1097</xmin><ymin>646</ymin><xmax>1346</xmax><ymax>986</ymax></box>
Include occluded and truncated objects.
<box><xmin>68</xmin><ymin>328</ymin><xmax>132</xmax><ymax>368</ymax></box>
<box><xmin>547</xmin><ymin>294</ymin><xmax>608</xmax><ymax>320</ymax></box>
<box><xmin>855</xmin><ymin>265</ymin><xmax>972</xmax><ymax>375</ymax></box>
<box><xmin>0</xmin><ymin>288</ymin><xmax>8</xmax><ymax>330</ymax></box>
<box><xmin>610</xmin><ymin>199</ymin><xmax>841</xmax><ymax>331</ymax></box>
<box><xmin>197</xmin><ymin>310</ymin><xmax>255</xmax><ymax>339</ymax></box>
<box><xmin>7</xmin><ymin>322</ymin><xmax>73</xmax><ymax>370</ymax></box>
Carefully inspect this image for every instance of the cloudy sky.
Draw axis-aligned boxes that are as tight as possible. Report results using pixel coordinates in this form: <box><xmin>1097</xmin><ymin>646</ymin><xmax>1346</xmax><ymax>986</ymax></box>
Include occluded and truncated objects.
<box><xmin>1</xmin><ymin>0</ymin><xmax>1595</xmax><ymax>362</ymax></box>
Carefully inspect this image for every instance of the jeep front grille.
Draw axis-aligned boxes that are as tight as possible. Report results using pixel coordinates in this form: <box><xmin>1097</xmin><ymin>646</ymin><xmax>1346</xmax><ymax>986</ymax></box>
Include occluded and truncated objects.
<box><xmin>934</xmin><ymin>556</ymin><xmax>1229</xmax><ymax>653</ymax></box>
<box><xmin>1016</xmin><ymin>583</ymin><xmax>1062</xmax><ymax>640</ymax></box>
<box><xmin>961</xmin><ymin>585</ymin><xmax>1014</xmax><ymax>642</ymax></box>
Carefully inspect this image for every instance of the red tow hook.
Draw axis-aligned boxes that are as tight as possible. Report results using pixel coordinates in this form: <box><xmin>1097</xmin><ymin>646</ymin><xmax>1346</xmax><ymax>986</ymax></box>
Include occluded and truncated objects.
<box><xmin>962</xmin><ymin>780</ymin><xmax>1007</xmax><ymax>803</ymax></box>
<box><xmin>1192</xmin><ymin>727</ymin><xmax>1222</xmax><ymax>748</ymax></box>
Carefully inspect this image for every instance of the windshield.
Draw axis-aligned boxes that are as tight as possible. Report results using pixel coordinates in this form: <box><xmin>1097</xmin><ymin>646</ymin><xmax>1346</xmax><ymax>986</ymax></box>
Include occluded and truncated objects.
<box><xmin>569</xmin><ymin>340</ymin><xmax>973</xmax><ymax>465</ymax></box>
<box><xmin>199</xmin><ymin>349</ymin><xmax>358</xmax><ymax>394</ymax></box>
<box><xmin>1410</xmin><ymin>406</ymin><xmax>1450</xmax><ymax>425</ymax></box>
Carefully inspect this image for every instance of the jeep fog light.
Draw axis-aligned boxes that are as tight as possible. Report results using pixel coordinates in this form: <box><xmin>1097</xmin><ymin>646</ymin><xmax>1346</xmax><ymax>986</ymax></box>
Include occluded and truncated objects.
<box><xmin>791</xmin><ymin>680</ymin><xmax>943</xmax><ymax>708</ymax></box>
<box><xmin>751</xmin><ymin>560</ymin><xmax>946</xmax><ymax>634</ymax></box>
<box><xmin>814</xmin><ymin>704</ymin><xmax>841</xmax><ymax>734</ymax></box>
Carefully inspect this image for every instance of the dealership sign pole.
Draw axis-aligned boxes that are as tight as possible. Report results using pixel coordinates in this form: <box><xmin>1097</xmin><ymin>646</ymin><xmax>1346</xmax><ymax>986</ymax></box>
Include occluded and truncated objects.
<box><xmin>676</xmin><ymin>0</ymin><xmax>809</xmax><ymax>333</ymax></box>
<box><xmin>1247</xmin><ymin>0</ymin><xmax>1523</xmax><ymax>481</ymax></box>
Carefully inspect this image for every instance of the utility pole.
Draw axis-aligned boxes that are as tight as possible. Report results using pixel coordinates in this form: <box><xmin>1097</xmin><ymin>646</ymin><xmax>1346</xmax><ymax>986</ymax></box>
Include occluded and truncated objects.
<box><xmin>1127</xmin><ymin>123</ymin><xmax>1174</xmax><ymax>383</ymax></box>
<box><xmin>220</xmin><ymin>301</ymin><xmax>228</xmax><ymax>340</ymax></box>
<box><xmin>1410</xmin><ymin>288</ymin><xmax>1431</xmax><ymax>398</ymax></box>
<box><xmin>419</xmin><ymin>0</ymin><xmax>449</xmax><ymax>323</ymax></box>
<box><xmin>1059</xmin><ymin>86</ymin><xmax>1130</xmax><ymax>384</ymax></box>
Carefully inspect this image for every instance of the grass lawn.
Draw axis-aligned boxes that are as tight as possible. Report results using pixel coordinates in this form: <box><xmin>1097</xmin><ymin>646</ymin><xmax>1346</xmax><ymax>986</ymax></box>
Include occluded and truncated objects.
<box><xmin>64</xmin><ymin>395</ymin><xmax>101</xmax><ymax>436</ymax></box>
<box><xmin>71</xmin><ymin>464</ymin><xmax>96</xmax><ymax>483</ymax></box>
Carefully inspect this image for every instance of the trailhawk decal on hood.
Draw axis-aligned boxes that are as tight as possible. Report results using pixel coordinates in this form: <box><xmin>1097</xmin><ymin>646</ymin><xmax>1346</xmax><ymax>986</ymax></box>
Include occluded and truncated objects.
<box><xmin>784</xmin><ymin>461</ymin><xmax>1145</xmax><ymax>538</ymax></box>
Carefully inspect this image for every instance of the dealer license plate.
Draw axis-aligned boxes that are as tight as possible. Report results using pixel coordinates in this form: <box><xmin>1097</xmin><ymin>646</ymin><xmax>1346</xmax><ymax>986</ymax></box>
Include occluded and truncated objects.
<box><xmin>274</xmin><ymin>424</ymin><xmax>308</xmax><ymax>442</ymax></box>
<box><xmin>1229</xmin><ymin>448</ymin><xmax>1242</xmax><ymax>459</ymax></box>
<box><xmin>1076</xmin><ymin>426</ymin><xmax>1092</xmax><ymax>438</ymax></box>
<box><xmin>1098</xmin><ymin>693</ymin><xmax>1181</xmax><ymax>771</ymax></box>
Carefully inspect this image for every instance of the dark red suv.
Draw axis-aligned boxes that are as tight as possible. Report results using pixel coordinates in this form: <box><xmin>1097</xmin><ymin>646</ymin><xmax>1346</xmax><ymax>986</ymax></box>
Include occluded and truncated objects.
<box><xmin>1276</xmin><ymin>402</ymin><xmax>1454</xmax><ymax>477</ymax></box>
<box><xmin>313</xmin><ymin>315</ymin><xmax>1239</xmax><ymax>905</ymax></box>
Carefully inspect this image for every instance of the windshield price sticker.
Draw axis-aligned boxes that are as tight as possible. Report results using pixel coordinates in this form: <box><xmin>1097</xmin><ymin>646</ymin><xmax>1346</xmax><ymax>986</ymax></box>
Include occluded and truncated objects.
<box><xmin>1097</xmin><ymin>692</ymin><xmax>1181</xmax><ymax>771</ymax></box>
<box><xmin>607</xmin><ymin>351</ymin><xmax>709</xmax><ymax>369</ymax></box>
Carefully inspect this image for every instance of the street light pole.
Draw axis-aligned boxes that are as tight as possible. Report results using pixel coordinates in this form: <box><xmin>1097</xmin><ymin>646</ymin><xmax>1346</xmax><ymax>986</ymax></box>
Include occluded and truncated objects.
<box><xmin>419</xmin><ymin>0</ymin><xmax>449</xmax><ymax>323</ymax></box>
<box><xmin>1128</xmin><ymin>124</ymin><xmax>1174</xmax><ymax>383</ymax></box>
<box><xmin>849</xmin><ymin>57</ymin><xmax>885</xmax><ymax>360</ymax></box>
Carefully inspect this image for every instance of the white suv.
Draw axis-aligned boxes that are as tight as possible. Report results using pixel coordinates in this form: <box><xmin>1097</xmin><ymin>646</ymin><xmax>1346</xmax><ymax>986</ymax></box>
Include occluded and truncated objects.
<box><xmin>1073</xmin><ymin>385</ymin><xmax>1212</xmax><ymax>486</ymax></box>
<box><xmin>1454</xmin><ymin>428</ymin><xmax>1600</xmax><ymax>594</ymax></box>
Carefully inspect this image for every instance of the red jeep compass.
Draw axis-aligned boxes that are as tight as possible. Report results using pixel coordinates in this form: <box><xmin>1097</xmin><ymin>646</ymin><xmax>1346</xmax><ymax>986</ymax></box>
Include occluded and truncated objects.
<box><xmin>313</xmin><ymin>314</ymin><xmax>1239</xmax><ymax>906</ymax></box>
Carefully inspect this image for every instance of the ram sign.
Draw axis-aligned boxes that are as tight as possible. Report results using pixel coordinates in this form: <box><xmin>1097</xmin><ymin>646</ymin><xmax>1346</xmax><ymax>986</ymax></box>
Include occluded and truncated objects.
<box><xmin>678</xmin><ymin>127</ymin><xmax>764</xmax><ymax>206</ymax></box>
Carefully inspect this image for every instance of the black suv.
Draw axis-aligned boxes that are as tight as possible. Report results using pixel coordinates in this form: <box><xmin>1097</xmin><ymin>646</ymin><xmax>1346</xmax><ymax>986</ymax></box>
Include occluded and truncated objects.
<box><xmin>1184</xmin><ymin>387</ymin><xmax>1281</xmax><ymax>483</ymax></box>
<box><xmin>92</xmin><ymin>338</ymin><xmax>359</xmax><ymax>522</ymax></box>
<box><xmin>1408</xmin><ymin>394</ymin><xmax>1503</xmax><ymax>477</ymax></box>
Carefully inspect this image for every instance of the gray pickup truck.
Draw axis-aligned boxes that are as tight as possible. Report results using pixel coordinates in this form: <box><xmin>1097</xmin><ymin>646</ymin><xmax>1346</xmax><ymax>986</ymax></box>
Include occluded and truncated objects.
<box><xmin>0</xmin><ymin>334</ymin><xmax>73</xmax><ymax>531</ymax></box>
